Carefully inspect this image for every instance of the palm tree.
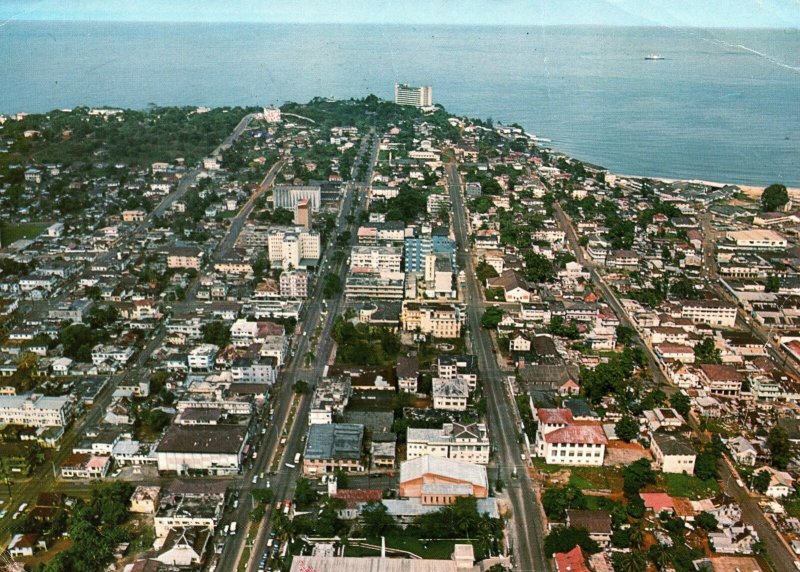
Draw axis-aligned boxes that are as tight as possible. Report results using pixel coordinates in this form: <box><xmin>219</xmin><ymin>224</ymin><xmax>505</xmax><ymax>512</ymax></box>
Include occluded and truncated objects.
<box><xmin>628</xmin><ymin>522</ymin><xmax>645</xmax><ymax>549</ymax></box>
<box><xmin>649</xmin><ymin>543</ymin><xmax>672</xmax><ymax>570</ymax></box>
<box><xmin>613</xmin><ymin>551</ymin><xmax>648</xmax><ymax>572</ymax></box>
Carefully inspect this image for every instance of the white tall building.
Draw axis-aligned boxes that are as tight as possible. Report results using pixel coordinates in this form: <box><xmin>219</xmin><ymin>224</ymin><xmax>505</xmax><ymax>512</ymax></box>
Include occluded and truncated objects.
<box><xmin>394</xmin><ymin>83</ymin><xmax>433</xmax><ymax>108</ymax></box>
<box><xmin>350</xmin><ymin>245</ymin><xmax>403</xmax><ymax>273</ymax></box>
<box><xmin>267</xmin><ymin>226</ymin><xmax>321</xmax><ymax>269</ymax></box>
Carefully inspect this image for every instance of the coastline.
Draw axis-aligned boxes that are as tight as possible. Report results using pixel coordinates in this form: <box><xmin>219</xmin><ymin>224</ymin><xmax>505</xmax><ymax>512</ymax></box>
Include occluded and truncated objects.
<box><xmin>618</xmin><ymin>174</ymin><xmax>800</xmax><ymax>200</ymax></box>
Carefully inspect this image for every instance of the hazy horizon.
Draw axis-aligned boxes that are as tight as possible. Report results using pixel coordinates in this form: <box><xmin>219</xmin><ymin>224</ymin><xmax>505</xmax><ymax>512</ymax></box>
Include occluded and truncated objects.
<box><xmin>1</xmin><ymin>0</ymin><xmax>799</xmax><ymax>29</ymax></box>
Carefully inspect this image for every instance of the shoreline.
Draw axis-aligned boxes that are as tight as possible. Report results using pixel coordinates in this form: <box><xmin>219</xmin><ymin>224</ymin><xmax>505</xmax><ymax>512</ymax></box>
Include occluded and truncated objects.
<box><xmin>617</xmin><ymin>174</ymin><xmax>800</xmax><ymax>200</ymax></box>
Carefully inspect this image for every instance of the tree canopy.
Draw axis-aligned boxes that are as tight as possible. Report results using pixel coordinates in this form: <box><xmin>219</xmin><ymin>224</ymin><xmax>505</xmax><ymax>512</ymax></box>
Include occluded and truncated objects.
<box><xmin>761</xmin><ymin>183</ymin><xmax>789</xmax><ymax>212</ymax></box>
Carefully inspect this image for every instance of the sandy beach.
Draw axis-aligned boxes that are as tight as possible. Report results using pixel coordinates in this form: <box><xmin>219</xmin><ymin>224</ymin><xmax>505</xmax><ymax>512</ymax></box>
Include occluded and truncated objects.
<box><xmin>619</xmin><ymin>174</ymin><xmax>800</xmax><ymax>201</ymax></box>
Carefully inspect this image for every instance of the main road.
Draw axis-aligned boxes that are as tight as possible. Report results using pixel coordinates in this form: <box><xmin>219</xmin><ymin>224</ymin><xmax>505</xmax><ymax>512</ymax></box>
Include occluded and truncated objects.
<box><xmin>213</xmin><ymin>131</ymin><xmax>378</xmax><ymax>572</ymax></box>
<box><xmin>446</xmin><ymin>162</ymin><xmax>550</xmax><ymax>572</ymax></box>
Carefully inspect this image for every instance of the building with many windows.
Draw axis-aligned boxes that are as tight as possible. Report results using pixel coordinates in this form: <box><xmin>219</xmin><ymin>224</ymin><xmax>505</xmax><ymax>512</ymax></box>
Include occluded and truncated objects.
<box><xmin>394</xmin><ymin>83</ymin><xmax>433</xmax><ymax>108</ymax></box>
<box><xmin>266</xmin><ymin>227</ymin><xmax>320</xmax><ymax>270</ymax></box>
<box><xmin>0</xmin><ymin>393</ymin><xmax>73</xmax><ymax>427</ymax></box>
<box><xmin>534</xmin><ymin>408</ymin><xmax>607</xmax><ymax>466</ymax></box>
<box><xmin>407</xmin><ymin>423</ymin><xmax>490</xmax><ymax>464</ymax></box>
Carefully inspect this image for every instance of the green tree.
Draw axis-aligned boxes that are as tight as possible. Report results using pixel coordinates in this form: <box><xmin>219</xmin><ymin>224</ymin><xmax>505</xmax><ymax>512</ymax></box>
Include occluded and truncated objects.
<box><xmin>201</xmin><ymin>321</ymin><xmax>231</xmax><ymax>347</ymax></box>
<box><xmin>294</xmin><ymin>478</ymin><xmax>317</xmax><ymax>508</ymax></box>
<box><xmin>293</xmin><ymin>380</ymin><xmax>309</xmax><ymax>394</ymax></box>
<box><xmin>361</xmin><ymin>501</ymin><xmax>396</xmax><ymax>535</ymax></box>
<box><xmin>761</xmin><ymin>183</ymin><xmax>789</xmax><ymax>212</ymax></box>
<box><xmin>623</xmin><ymin>459</ymin><xmax>656</xmax><ymax>498</ymax></box>
<box><xmin>543</xmin><ymin>526</ymin><xmax>600</xmax><ymax>556</ymax></box>
<box><xmin>615</xmin><ymin>416</ymin><xmax>639</xmax><ymax>442</ymax></box>
<box><xmin>695</xmin><ymin>449</ymin><xmax>719</xmax><ymax>481</ymax></box>
<box><xmin>752</xmin><ymin>469</ymin><xmax>772</xmax><ymax>494</ymax></box>
<box><xmin>767</xmin><ymin>425</ymin><xmax>792</xmax><ymax>469</ymax></box>
<box><xmin>615</xmin><ymin>325</ymin><xmax>635</xmax><ymax>346</ymax></box>
<box><xmin>765</xmin><ymin>275</ymin><xmax>781</xmax><ymax>293</ymax></box>
<box><xmin>480</xmin><ymin>306</ymin><xmax>504</xmax><ymax>329</ymax></box>
<box><xmin>322</xmin><ymin>273</ymin><xmax>342</xmax><ymax>298</ymax></box>
<box><xmin>695</xmin><ymin>511</ymin><xmax>718</xmax><ymax>530</ymax></box>
<box><xmin>669</xmin><ymin>392</ymin><xmax>691</xmax><ymax>418</ymax></box>
<box><xmin>475</xmin><ymin>261</ymin><xmax>499</xmax><ymax>282</ymax></box>
<box><xmin>541</xmin><ymin>485</ymin><xmax>587</xmax><ymax>519</ymax></box>
<box><xmin>694</xmin><ymin>337</ymin><xmax>722</xmax><ymax>365</ymax></box>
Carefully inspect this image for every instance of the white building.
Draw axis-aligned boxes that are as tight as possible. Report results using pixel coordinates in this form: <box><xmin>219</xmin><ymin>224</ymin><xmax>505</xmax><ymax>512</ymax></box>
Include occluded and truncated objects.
<box><xmin>680</xmin><ymin>300</ymin><xmax>737</xmax><ymax>328</ymax></box>
<box><xmin>266</xmin><ymin>226</ymin><xmax>320</xmax><ymax>269</ymax></box>
<box><xmin>350</xmin><ymin>245</ymin><xmax>403</xmax><ymax>273</ymax></box>
<box><xmin>279</xmin><ymin>270</ymin><xmax>309</xmax><ymax>298</ymax></box>
<box><xmin>0</xmin><ymin>393</ymin><xmax>73</xmax><ymax>427</ymax></box>
<box><xmin>187</xmin><ymin>344</ymin><xmax>219</xmax><ymax>371</ymax></box>
<box><xmin>432</xmin><ymin>378</ymin><xmax>469</xmax><ymax>411</ymax></box>
<box><xmin>534</xmin><ymin>408</ymin><xmax>607</xmax><ymax>466</ymax></box>
<box><xmin>394</xmin><ymin>83</ymin><xmax>433</xmax><ymax>107</ymax></box>
<box><xmin>407</xmin><ymin>423</ymin><xmax>490</xmax><ymax>464</ymax></box>
<box><xmin>91</xmin><ymin>344</ymin><xmax>135</xmax><ymax>366</ymax></box>
<box><xmin>650</xmin><ymin>432</ymin><xmax>697</xmax><ymax>474</ymax></box>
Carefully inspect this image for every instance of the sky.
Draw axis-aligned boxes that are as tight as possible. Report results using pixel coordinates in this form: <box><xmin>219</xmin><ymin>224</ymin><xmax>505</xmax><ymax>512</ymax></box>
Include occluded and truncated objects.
<box><xmin>0</xmin><ymin>0</ymin><xmax>799</xmax><ymax>28</ymax></box>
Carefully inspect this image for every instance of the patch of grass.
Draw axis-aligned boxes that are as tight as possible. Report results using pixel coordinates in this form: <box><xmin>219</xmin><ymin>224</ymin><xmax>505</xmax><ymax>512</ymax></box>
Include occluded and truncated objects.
<box><xmin>569</xmin><ymin>466</ymin><xmax>621</xmax><ymax>491</ymax></box>
<box><xmin>1</xmin><ymin>222</ymin><xmax>49</xmax><ymax>244</ymax></box>
<box><xmin>532</xmin><ymin>458</ymin><xmax>562</xmax><ymax>474</ymax></box>
<box><xmin>661</xmin><ymin>473</ymin><xmax>719</xmax><ymax>500</ymax></box>
<box><xmin>366</xmin><ymin>535</ymin><xmax>459</xmax><ymax>560</ymax></box>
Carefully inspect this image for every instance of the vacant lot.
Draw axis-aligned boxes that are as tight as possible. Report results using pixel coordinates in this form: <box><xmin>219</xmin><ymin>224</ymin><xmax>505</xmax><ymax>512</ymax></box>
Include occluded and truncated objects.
<box><xmin>1</xmin><ymin>221</ymin><xmax>50</xmax><ymax>245</ymax></box>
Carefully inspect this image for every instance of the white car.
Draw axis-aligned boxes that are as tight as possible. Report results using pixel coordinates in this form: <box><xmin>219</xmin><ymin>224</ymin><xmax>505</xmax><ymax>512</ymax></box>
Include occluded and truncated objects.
<box><xmin>252</xmin><ymin>476</ymin><xmax>258</xmax><ymax>485</ymax></box>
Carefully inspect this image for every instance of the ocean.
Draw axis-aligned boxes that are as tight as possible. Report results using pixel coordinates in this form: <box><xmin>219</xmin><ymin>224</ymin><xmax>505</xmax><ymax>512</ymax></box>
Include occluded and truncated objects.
<box><xmin>1</xmin><ymin>21</ymin><xmax>799</xmax><ymax>186</ymax></box>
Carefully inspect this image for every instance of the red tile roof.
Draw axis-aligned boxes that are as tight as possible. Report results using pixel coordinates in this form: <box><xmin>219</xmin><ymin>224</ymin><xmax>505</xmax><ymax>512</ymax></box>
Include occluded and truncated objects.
<box><xmin>640</xmin><ymin>492</ymin><xmax>675</xmax><ymax>512</ymax></box>
<box><xmin>544</xmin><ymin>424</ymin><xmax>608</xmax><ymax>445</ymax></box>
<box><xmin>554</xmin><ymin>545</ymin><xmax>590</xmax><ymax>572</ymax></box>
<box><xmin>537</xmin><ymin>408</ymin><xmax>574</xmax><ymax>426</ymax></box>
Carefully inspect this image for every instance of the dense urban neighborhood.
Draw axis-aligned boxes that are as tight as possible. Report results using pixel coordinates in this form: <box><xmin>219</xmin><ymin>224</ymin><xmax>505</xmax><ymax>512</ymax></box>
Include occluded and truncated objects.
<box><xmin>0</xmin><ymin>88</ymin><xmax>799</xmax><ymax>572</ymax></box>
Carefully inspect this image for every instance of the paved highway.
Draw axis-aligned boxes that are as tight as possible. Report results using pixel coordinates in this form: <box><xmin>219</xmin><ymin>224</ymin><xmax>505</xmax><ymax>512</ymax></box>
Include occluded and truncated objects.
<box><xmin>211</xmin><ymin>131</ymin><xmax>377</xmax><ymax>572</ymax></box>
<box><xmin>446</xmin><ymin>163</ymin><xmax>550</xmax><ymax>572</ymax></box>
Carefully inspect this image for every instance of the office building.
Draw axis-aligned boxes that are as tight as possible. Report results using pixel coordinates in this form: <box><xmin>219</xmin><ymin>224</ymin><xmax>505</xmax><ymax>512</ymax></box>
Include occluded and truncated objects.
<box><xmin>394</xmin><ymin>83</ymin><xmax>433</xmax><ymax>108</ymax></box>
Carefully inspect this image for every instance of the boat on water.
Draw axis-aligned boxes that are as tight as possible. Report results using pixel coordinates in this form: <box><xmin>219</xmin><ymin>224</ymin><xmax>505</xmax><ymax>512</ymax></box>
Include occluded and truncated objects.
<box><xmin>644</xmin><ymin>54</ymin><xmax>664</xmax><ymax>60</ymax></box>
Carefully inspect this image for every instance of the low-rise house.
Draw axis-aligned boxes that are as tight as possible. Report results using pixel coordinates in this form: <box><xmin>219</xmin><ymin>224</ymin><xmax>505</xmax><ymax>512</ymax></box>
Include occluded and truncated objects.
<box><xmin>727</xmin><ymin>436</ymin><xmax>757</xmax><ymax>466</ymax></box>
<box><xmin>303</xmin><ymin>423</ymin><xmax>364</xmax><ymax>475</ymax></box>
<box><xmin>60</xmin><ymin>452</ymin><xmax>111</xmax><ymax>479</ymax></box>
<box><xmin>754</xmin><ymin>466</ymin><xmax>794</xmax><ymax>498</ymax></box>
<box><xmin>155</xmin><ymin>424</ymin><xmax>249</xmax><ymax>476</ymax></box>
<box><xmin>130</xmin><ymin>486</ymin><xmax>162</xmax><ymax>514</ymax></box>
<box><xmin>565</xmin><ymin>509</ymin><xmax>612</xmax><ymax>547</ymax></box>
<box><xmin>432</xmin><ymin>378</ymin><xmax>469</xmax><ymax>411</ymax></box>
<box><xmin>699</xmin><ymin>364</ymin><xmax>744</xmax><ymax>397</ymax></box>
<box><xmin>553</xmin><ymin>546</ymin><xmax>590</xmax><ymax>572</ymax></box>
<box><xmin>8</xmin><ymin>533</ymin><xmax>46</xmax><ymax>558</ymax></box>
<box><xmin>396</xmin><ymin>355</ymin><xmax>419</xmax><ymax>393</ymax></box>
<box><xmin>650</xmin><ymin>432</ymin><xmax>697</xmax><ymax>474</ymax></box>
<box><xmin>398</xmin><ymin>455</ymin><xmax>488</xmax><ymax>505</ymax></box>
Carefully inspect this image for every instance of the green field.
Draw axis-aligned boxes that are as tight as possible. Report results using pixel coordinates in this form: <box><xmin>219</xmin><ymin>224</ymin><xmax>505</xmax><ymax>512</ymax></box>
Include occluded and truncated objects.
<box><xmin>1</xmin><ymin>222</ymin><xmax>50</xmax><ymax>245</ymax></box>
<box><xmin>662</xmin><ymin>473</ymin><xmax>720</xmax><ymax>499</ymax></box>
<box><xmin>346</xmin><ymin>536</ymin><xmax>461</xmax><ymax>560</ymax></box>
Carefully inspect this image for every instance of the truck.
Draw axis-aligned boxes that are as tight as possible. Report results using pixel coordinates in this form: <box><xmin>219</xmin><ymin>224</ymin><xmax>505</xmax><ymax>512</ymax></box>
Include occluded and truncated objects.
<box><xmin>294</xmin><ymin>452</ymin><xmax>301</xmax><ymax>465</ymax></box>
<box><xmin>229</xmin><ymin>522</ymin><xmax>237</xmax><ymax>536</ymax></box>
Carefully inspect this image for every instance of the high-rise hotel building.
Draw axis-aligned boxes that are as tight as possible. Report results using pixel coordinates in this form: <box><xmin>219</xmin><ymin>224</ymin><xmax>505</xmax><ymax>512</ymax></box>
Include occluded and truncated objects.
<box><xmin>394</xmin><ymin>83</ymin><xmax>433</xmax><ymax>108</ymax></box>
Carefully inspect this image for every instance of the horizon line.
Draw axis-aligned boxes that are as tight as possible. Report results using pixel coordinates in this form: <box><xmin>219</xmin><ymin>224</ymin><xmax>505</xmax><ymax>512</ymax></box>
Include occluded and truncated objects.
<box><xmin>4</xmin><ymin>18</ymin><xmax>800</xmax><ymax>30</ymax></box>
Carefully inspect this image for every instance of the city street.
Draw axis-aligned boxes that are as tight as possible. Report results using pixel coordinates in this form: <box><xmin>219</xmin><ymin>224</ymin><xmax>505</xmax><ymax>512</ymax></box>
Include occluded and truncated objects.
<box><xmin>446</xmin><ymin>162</ymin><xmax>549</xmax><ymax>572</ymax></box>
